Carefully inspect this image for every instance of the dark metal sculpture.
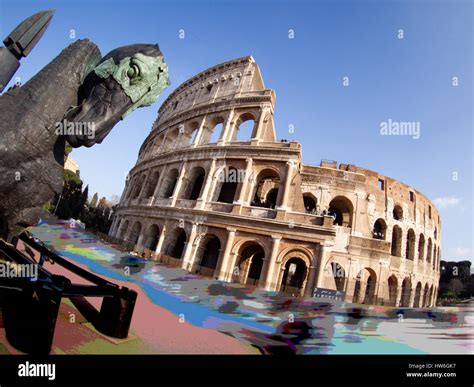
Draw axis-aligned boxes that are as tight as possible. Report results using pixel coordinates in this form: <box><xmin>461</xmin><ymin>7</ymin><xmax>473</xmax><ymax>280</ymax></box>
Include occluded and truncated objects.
<box><xmin>0</xmin><ymin>28</ymin><xmax>169</xmax><ymax>239</ymax></box>
<box><xmin>0</xmin><ymin>10</ymin><xmax>54</xmax><ymax>92</ymax></box>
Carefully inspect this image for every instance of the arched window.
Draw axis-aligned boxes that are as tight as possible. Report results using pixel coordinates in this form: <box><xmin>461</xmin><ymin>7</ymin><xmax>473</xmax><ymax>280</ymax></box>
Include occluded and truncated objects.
<box><xmin>405</xmin><ymin>229</ymin><xmax>415</xmax><ymax>260</ymax></box>
<box><xmin>143</xmin><ymin>171</ymin><xmax>160</xmax><ymax>198</ymax></box>
<box><xmin>418</xmin><ymin>234</ymin><xmax>425</xmax><ymax>261</ymax></box>
<box><xmin>209</xmin><ymin>122</ymin><xmax>224</xmax><ymax>143</ymax></box>
<box><xmin>233</xmin><ymin>113</ymin><xmax>256</xmax><ymax>142</ymax></box>
<box><xmin>303</xmin><ymin>193</ymin><xmax>317</xmax><ymax>214</ymax></box>
<box><xmin>393</xmin><ymin>205</ymin><xmax>403</xmax><ymax>221</ymax></box>
<box><xmin>391</xmin><ymin>225</ymin><xmax>402</xmax><ymax>257</ymax></box>
<box><xmin>183</xmin><ymin>167</ymin><xmax>206</xmax><ymax>200</ymax></box>
<box><xmin>251</xmin><ymin>169</ymin><xmax>280</xmax><ymax>209</ymax></box>
<box><xmin>128</xmin><ymin>221</ymin><xmax>142</xmax><ymax>245</ymax></box>
<box><xmin>197</xmin><ymin>235</ymin><xmax>221</xmax><ymax>274</ymax></box>
<box><xmin>167</xmin><ymin>228</ymin><xmax>187</xmax><ymax>259</ymax></box>
<box><xmin>373</xmin><ymin>218</ymin><xmax>387</xmax><ymax>240</ymax></box>
<box><xmin>328</xmin><ymin>196</ymin><xmax>354</xmax><ymax>227</ymax></box>
<box><xmin>427</xmin><ymin>238</ymin><xmax>433</xmax><ymax>263</ymax></box>
<box><xmin>160</xmin><ymin>169</ymin><xmax>179</xmax><ymax>198</ymax></box>
<box><xmin>131</xmin><ymin>174</ymin><xmax>146</xmax><ymax>199</ymax></box>
<box><xmin>144</xmin><ymin>224</ymin><xmax>160</xmax><ymax>251</ymax></box>
<box><xmin>215</xmin><ymin>167</ymin><xmax>239</xmax><ymax>204</ymax></box>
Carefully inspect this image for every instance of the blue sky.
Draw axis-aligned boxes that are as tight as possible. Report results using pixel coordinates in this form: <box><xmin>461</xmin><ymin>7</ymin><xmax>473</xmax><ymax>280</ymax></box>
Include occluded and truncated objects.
<box><xmin>1</xmin><ymin>0</ymin><xmax>472</xmax><ymax>263</ymax></box>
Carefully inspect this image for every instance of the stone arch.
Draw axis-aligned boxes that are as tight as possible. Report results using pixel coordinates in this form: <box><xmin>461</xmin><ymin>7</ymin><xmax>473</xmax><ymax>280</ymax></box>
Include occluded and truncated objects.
<box><xmin>418</xmin><ymin>233</ymin><xmax>425</xmax><ymax>261</ymax></box>
<box><xmin>195</xmin><ymin>234</ymin><xmax>221</xmax><ymax>275</ymax></box>
<box><xmin>433</xmin><ymin>245</ymin><xmax>437</xmax><ymax>270</ymax></box>
<box><xmin>387</xmin><ymin>275</ymin><xmax>398</xmax><ymax>306</ymax></box>
<box><xmin>233</xmin><ymin>241</ymin><xmax>265</xmax><ymax>286</ymax></box>
<box><xmin>182</xmin><ymin>166</ymin><xmax>206</xmax><ymax>200</ymax></box>
<box><xmin>422</xmin><ymin>283</ymin><xmax>429</xmax><ymax>307</ymax></box>
<box><xmin>207</xmin><ymin>116</ymin><xmax>225</xmax><ymax>144</ymax></box>
<box><xmin>400</xmin><ymin>277</ymin><xmax>412</xmax><ymax>307</ymax></box>
<box><xmin>406</xmin><ymin>229</ymin><xmax>416</xmax><ymax>260</ymax></box>
<box><xmin>212</xmin><ymin>166</ymin><xmax>240</xmax><ymax>204</ymax></box>
<box><xmin>414</xmin><ymin>282</ymin><xmax>422</xmax><ymax>307</ymax></box>
<box><xmin>159</xmin><ymin>168</ymin><xmax>179</xmax><ymax>198</ymax></box>
<box><xmin>303</xmin><ymin>192</ymin><xmax>317</xmax><ymax>214</ymax></box>
<box><xmin>251</xmin><ymin>168</ymin><xmax>281</xmax><ymax>209</ymax></box>
<box><xmin>327</xmin><ymin>261</ymin><xmax>346</xmax><ymax>292</ymax></box>
<box><xmin>280</xmin><ymin>257</ymin><xmax>308</xmax><ymax>296</ymax></box>
<box><xmin>128</xmin><ymin>221</ymin><xmax>142</xmax><ymax>245</ymax></box>
<box><xmin>391</xmin><ymin>225</ymin><xmax>403</xmax><ymax>257</ymax></box>
<box><xmin>373</xmin><ymin>218</ymin><xmax>387</xmax><ymax>240</ymax></box>
<box><xmin>233</xmin><ymin>111</ymin><xmax>257</xmax><ymax>142</ymax></box>
<box><xmin>142</xmin><ymin>170</ymin><xmax>160</xmax><ymax>198</ymax></box>
<box><xmin>427</xmin><ymin>238</ymin><xmax>433</xmax><ymax>263</ymax></box>
<box><xmin>352</xmin><ymin>267</ymin><xmax>377</xmax><ymax>304</ymax></box>
<box><xmin>328</xmin><ymin>196</ymin><xmax>354</xmax><ymax>227</ymax></box>
<box><xmin>428</xmin><ymin>284</ymin><xmax>434</xmax><ymax>307</ymax></box>
<box><xmin>117</xmin><ymin>219</ymin><xmax>129</xmax><ymax>240</ymax></box>
<box><xmin>131</xmin><ymin>174</ymin><xmax>146</xmax><ymax>200</ymax></box>
<box><xmin>166</xmin><ymin>227</ymin><xmax>187</xmax><ymax>259</ymax></box>
<box><xmin>144</xmin><ymin>224</ymin><xmax>160</xmax><ymax>251</ymax></box>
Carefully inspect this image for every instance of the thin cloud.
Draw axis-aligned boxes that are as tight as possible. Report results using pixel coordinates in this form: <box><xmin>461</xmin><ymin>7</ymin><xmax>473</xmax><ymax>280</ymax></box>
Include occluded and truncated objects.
<box><xmin>433</xmin><ymin>195</ymin><xmax>461</xmax><ymax>209</ymax></box>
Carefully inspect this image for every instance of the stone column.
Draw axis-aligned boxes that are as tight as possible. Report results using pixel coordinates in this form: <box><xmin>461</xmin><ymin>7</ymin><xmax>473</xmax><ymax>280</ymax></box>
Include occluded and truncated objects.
<box><xmin>276</xmin><ymin>160</ymin><xmax>296</xmax><ymax>211</ymax></box>
<box><xmin>252</xmin><ymin>107</ymin><xmax>269</xmax><ymax>142</ymax></box>
<box><xmin>196</xmin><ymin>158</ymin><xmax>217</xmax><ymax>210</ymax></box>
<box><xmin>235</xmin><ymin>157</ymin><xmax>253</xmax><ymax>205</ymax></box>
<box><xmin>304</xmin><ymin>266</ymin><xmax>318</xmax><ymax>297</ymax></box>
<box><xmin>395</xmin><ymin>284</ymin><xmax>402</xmax><ymax>307</ymax></box>
<box><xmin>154</xmin><ymin>224</ymin><xmax>167</xmax><ymax>259</ymax></box>
<box><xmin>259</xmin><ymin>236</ymin><xmax>282</xmax><ymax>291</ymax></box>
<box><xmin>181</xmin><ymin>223</ymin><xmax>198</xmax><ymax>270</ymax></box>
<box><xmin>218</xmin><ymin>110</ymin><xmax>235</xmax><ymax>145</ymax></box>
<box><xmin>216</xmin><ymin>228</ymin><xmax>236</xmax><ymax>281</ymax></box>
<box><xmin>191</xmin><ymin>116</ymin><xmax>207</xmax><ymax>147</ymax></box>
<box><xmin>315</xmin><ymin>242</ymin><xmax>333</xmax><ymax>288</ymax></box>
<box><xmin>170</xmin><ymin>161</ymin><xmax>187</xmax><ymax>207</ymax></box>
<box><xmin>135</xmin><ymin>232</ymin><xmax>146</xmax><ymax>253</ymax></box>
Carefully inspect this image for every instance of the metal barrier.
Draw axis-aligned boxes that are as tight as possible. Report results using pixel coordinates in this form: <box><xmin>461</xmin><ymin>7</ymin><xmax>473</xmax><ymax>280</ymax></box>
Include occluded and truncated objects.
<box><xmin>0</xmin><ymin>232</ymin><xmax>137</xmax><ymax>355</ymax></box>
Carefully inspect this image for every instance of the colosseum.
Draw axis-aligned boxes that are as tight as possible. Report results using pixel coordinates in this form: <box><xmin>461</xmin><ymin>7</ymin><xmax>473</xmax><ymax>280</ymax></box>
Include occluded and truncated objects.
<box><xmin>110</xmin><ymin>56</ymin><xmax>441</xmax><ymax>308</ymax></box>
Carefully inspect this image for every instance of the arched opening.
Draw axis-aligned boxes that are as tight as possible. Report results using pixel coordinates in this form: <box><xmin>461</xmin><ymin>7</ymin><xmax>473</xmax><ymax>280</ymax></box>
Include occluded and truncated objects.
<box><xmin>183</xmin><ymin>167</ymin><xmax>206</xmax><ymax>200</ymax></box>
<box><xmin>373</xmin><ymin>218</ymin><xmax>387</xmax><ymax>240</ymax></box>
<box><xmin>330</xmin><ymin>262</ymin><xmax>346</xmax><ymax>291</ymax></box>
<box><xmin>434</xmin><ymin>227</ymin><xmax>438</xmax><ymax>240</ymax></box>
<box><xmin>143</xmin><ymin>171</ymin><xmax>160</xmax><ymax>198</ymax></box>
<box><xmin>388</xmin><ymin>275</ymin><xmax>398</xmax><ymax>306</ymax></box>
<box><xmin>209</xmin><ymin>122</ymin><xmax>224</xmax><ymax>144</ymax></box>
<box><xmin>118</xmin><ymin>219</ymin><xmax>129</xmax><ymax>240</ymax></box>
<box><xmin>328</xmin><ymin>196</ymin><xmax>353</xmax><ymax>227</ymax></box>
<box><xmin>426</xmin><ymin>238</ymin><xmax>432</xmax><ymax>263</ymax></box>
<box><xmin>400</xmin><ymin>278</ymin><xmax>411</xmax><ymax>307</ymax></box>
<box><xmin>196</xmin><ymin>235</ymin><xmax>221</xmax><ymax>275</ymax></box>
<box><xmin>352</xmin><ymin>268</ymin><xmax>377</xmax><ymax>304</ymax></box>
<box><xmin>280</xmin><ymin>257</ymin><xmax>308</xmax><ymax>296</ymax></box>
<box><xmin>215</xmin><ymin>167</ymin><xmax>239</xmax><ymax>204</ymax></box>
<box><xmin>131</xmin><ymin>175</ymin><xmax>146</xmax><ymax>199</ymax></box>
<box><xmin>393</xmin><ymin>205</ymin><xmax>403</xmax><ymax>221</ymax></box>
<box><xmin>160</xmin><ymin>169</ymin><xmax>179</xmax><ymax>198</ymax></box>
<box><xmin>167</xmin><ymin>228</ymin><xmax>187</xmax><ymax>259</ymax></box>
<box><xmin>391</xmin><ymin>225</ymin><xmax>403</xmax><ymax>256</ymax></box>
<box><xmin>128</xmin><ymin>221</ymin><xmax>142</xmax><ymax>246</ymax></box>
<box><xmin>251</xmin><ymin>169</ymin><xmax>280</xmax><ymax>209</ymax></box>
<box><xmin>414</xmin><ymin>282</ymin><xmax>422</xmax><ymax>307</ymax></box>
<box><xmin>433</xmin><ymin>245</ymin><xmax>437</xmax><ymax>269</ymax></box>
<box><xmin>233</xmin><ymin>113</ymin><xmax>256</xmax><ymax>142</ymax></box>
<box><xmin>234</xmin><ymin>243</ymin><xmax>265</xmax><ymax>286</ymax></box>
<box><xmin>422</xmin><ymin>284</ymin><xmax>429</xmax><ymax>307</ymax></box>
<box><xmin>406</xmin><ymin>229</ymin><xmax>415</xmax><ymax>260</ymax></box>
<box><xmin>418</xmin><ymin>234</ymin><xmax>425</xmax><ymax>261</ymax></box>
<box><xmin>428</xmin><ymin>285</ymin><xmax>434</xmax><ymax>307</ymax></box>
<box><xmin>144</xmin><ymin>224</ymin><xmax>160</xmax><ymax>252</ymax></box>
<box><xmin>303</xmin><ymin>193</ymin><xmax>317</xmax><ymax>214</ymax></box>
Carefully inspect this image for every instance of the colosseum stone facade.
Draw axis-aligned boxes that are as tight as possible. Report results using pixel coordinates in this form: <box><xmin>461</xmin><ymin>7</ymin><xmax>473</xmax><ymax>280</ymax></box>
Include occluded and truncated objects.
<box><xmin>110</xmin><ymin>56</ymin><xmax>441</xmax><ymax>307</ymax></box>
